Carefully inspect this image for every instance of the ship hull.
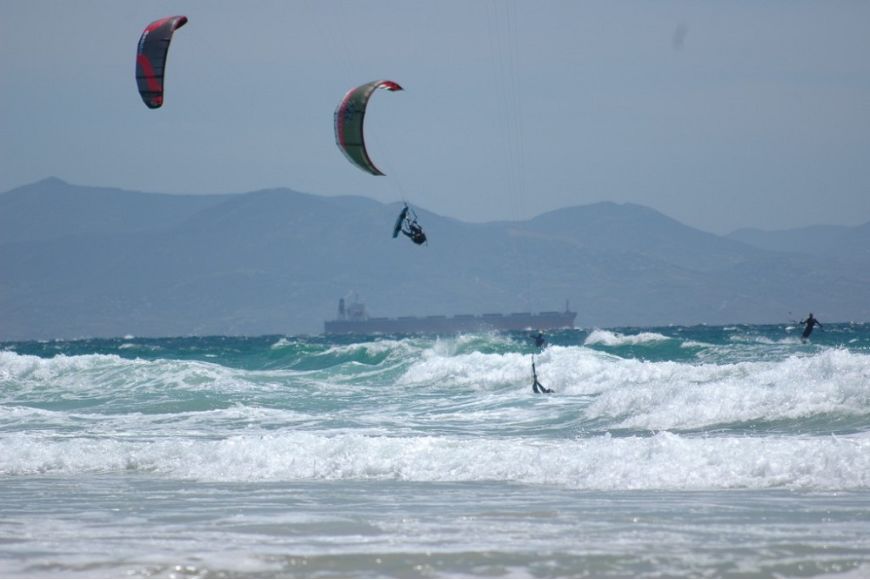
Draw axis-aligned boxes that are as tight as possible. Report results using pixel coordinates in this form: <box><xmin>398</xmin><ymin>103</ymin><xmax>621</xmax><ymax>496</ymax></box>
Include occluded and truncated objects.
<box><xmin>324</xmin><ymin>311</ymin><xmax>576</xmax><ymax>335</ymax></box>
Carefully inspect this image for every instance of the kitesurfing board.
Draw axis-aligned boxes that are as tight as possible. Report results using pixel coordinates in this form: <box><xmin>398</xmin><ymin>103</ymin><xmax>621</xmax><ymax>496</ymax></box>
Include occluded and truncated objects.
<box><xmin>392</xmin><ymin>206</ymin><xmax>408</xmax><ymax>238</ymax></box>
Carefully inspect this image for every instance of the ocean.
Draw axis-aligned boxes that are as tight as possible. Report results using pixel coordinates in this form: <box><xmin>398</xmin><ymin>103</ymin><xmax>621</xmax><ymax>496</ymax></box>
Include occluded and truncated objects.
<box><xmin>2</xmin><ymin>323</ymin><xmax>870</xmax><ymax>578</ymax></box>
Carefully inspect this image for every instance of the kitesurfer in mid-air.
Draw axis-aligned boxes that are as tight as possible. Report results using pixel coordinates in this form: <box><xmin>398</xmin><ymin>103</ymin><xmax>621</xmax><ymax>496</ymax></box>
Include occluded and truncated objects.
<box><xmin>393</xmin><ymin>204</ymin><xmax>427</xmax><ymax>245</ymax></box>
<box><xmin>800</xmin><ymin>313</ymin><xmax>822</xmax><ymax>340</ymax></box>
<box><xmin>531</xmin><ymin>357</ymin><xmax>553</xmax><ymax>394</ymax></box>
<box><xmin>403</xmin><ymin>219</ymin><xmax>427</xmax><ymax>245</ymax></box>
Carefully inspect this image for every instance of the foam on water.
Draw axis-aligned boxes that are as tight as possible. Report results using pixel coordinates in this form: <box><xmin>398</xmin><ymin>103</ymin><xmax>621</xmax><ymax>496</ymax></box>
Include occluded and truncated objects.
<box><xmin>270</xmin><ymin>337</ymin><xmax>294</xmax><ymax>349</ymax></box>
<box><xmin>3</xmin><ymin>340</ymin><xmax>869</xmax><ymax>491</ymax></box>
<box><xmin>2</xmin><ymin>430</ymin><xmax>868</xmax><ymax>490</ymax></box>
<box><xmin>3</xmin><ymin>326</ymin><xmax>870</xmax><ymax>577</ymax></box>
<box><xmin>578</xmin><ymin>348</ymin><xmax>870</xmax><ymax>430</ymax></box>
<box><xmin>398</xmin><ymin>345</ymin><xmax>870</xmax><ymax>428</ymax></box>
<box><xmin>4</xmin><ymin>338</ymin><xmax>870</xmax><ymax>428</ymax></box>
<box><xmin>730</xmin><ymin>333</ymin><xmax>804</xmax><ymax>346</ymax></box>
<box><xmin>584</xmin><ymin>329</ymin><xmax>671</xmax><ymax>346</ymax></box>
<box><xmin>1</xmin><ymin>350</ymin><xmax>258</xmax><ymax>401</ymax></box>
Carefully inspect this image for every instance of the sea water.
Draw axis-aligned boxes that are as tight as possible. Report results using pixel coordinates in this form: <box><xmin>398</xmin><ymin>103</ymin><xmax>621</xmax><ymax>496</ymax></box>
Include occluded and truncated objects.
<box><xmin>1</xmin><ymin>324</ymin><xmax>869</xmax><ymax>578</ymax></box>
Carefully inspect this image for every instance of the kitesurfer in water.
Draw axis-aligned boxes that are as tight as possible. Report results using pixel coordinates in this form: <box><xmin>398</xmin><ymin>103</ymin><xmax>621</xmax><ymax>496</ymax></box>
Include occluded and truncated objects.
<box><xmin>531</xmin><ymin>357</ymin><xmax>553</xmax><ymax>394</ymax></box>
<box><xmin>533</xmin><ymin>331</ymin><xmax>546</xmax><ymax>349</ymax></box>
<box><xmin>800</xmin><ymin>313</ymin><xmax>822</xmax><ymax>340</ymax></box>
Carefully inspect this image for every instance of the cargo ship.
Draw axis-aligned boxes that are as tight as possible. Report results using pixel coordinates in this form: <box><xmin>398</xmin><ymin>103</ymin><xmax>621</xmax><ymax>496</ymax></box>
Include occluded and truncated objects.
<box><xmin>324</xmin><ymin>297</ymin><xmax>576</xmax><ymax>335</ymax></box>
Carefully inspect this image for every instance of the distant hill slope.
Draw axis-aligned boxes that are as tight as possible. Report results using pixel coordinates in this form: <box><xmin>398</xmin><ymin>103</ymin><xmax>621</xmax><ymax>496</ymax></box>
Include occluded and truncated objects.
<box><xmin>0</xmin><ymin>177</ymin><xmax>233</xmax><ymax>244</ymax></box>
<box><xmin>523</xmin><ymin>202</ymin><xmax>768</xmax><ymax>272</ymax></box>
<box><xmin>1</xmin><ymin>179</ymin><xmax>867</xmax><ymax>340</ymax></box>
<box><xmin>728</xmin><ymin>223</ymin><xmax>870</xmax><ymax>266</ymax></box>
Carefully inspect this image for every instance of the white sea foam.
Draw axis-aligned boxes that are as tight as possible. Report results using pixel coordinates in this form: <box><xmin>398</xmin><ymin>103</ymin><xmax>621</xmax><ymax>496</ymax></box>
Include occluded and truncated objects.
<box><xmin>5</xmin><ymin>340</ymin><xmax>870</xmax><ymax>432</ymax></box>
<box><xmin>584</xmin><ymin>329</ymin><xmax>671</xmax><ymax>346</ymax></box>
<box><xmin>270</xmin><ymin>337</ymin><xmax>293</xmax><ymax>349</ymax></box>
<box><xmin>0</xmin><ymin>350</ymin><xmax>294</xmax><ymax>402</ymax></box>
<box><xmin>0</xmin><ymin>403</ymin><xmax>315</xmax><ymax>436</ymax></box>
<box><xmin>396</xmin><ymin>344</ymin><xmax>870</xmax><ymax>430</ymax></box>
<box><xmin>582</xmin><ymin>348</ymin><xmax>870</xmax><ymax>430</ymax></box>
<box><xmin>321</xmin><ymin>338</ymin><xmax>420</xmax><ymax>359</ymax></box>
<box><xmin>729</xmin><ymin>334</ymin><xmax>803</xmax><ymax>345</ymax></box>
<box><xmin>2</xmin><ymin>430</ymin><xmax>868</xmax><ymax>490</ymax></box>
<box><xmin>0</xmin><ymin>351</ymin><xmax>141</xmax><ymax>399</ymax></box>
<box><xmin>4</xmin><ymin>331</ymin><xmax>869</xmax><ymax>579</ymax></box>
<box><xmin>680</xmin><ymin>339</ymin><xmax>717</xmax><ymax>349</ymax></box>
<box><xmin>399</xmin><ymin>349</ymin><xmax>531</xmax><ymax>389</ymax></box>
<box><xmin>427</xmin><ymin>332</ymin><xmax>519</xmax><ymax>357</ymax></box>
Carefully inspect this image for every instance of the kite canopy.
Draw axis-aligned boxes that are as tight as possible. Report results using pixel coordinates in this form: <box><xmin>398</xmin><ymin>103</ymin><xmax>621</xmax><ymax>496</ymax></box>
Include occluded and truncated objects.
<box><xmin>135</xmin><ymin>16</ymin><xmax>188</xmax><ymax>109</ymax></box>
<box><xmin>334</xmin><ymin>80</ymin><xmax>403</xmax><ymax>176</ymax></box>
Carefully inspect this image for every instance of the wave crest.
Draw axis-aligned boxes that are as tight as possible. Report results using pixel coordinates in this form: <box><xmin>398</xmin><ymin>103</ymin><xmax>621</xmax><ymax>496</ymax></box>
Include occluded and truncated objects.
<box><xmin>3</xmin><ymin>431</ymin><xmax>868</xmax><ymax>491</ymax></box>
<box><xmin>584</xmin><ymin>329</ymin><xmax>671</xmax><ymax>346</ymax></box>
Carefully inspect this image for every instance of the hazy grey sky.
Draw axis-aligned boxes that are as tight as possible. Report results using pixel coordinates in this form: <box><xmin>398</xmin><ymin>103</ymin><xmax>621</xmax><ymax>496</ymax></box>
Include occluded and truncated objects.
<box><xmin>2</xmin><ymin>1</ymin><xmax>868</xmax><ymax>233</ymax></box>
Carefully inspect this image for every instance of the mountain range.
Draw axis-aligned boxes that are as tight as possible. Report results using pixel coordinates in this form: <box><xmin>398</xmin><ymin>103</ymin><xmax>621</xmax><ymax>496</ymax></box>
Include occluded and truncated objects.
<box><xmin>1</xmin><ymin>178</ymin><xmax>867</xmax><ymax>340</ymax></box>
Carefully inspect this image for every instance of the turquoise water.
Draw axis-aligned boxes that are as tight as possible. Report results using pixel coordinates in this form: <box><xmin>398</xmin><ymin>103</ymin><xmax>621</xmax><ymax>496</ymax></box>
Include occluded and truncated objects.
<box><xmin>2</xmin><ymin>324</ymin><xmax>870</xmax><ymax>577</ymax></box>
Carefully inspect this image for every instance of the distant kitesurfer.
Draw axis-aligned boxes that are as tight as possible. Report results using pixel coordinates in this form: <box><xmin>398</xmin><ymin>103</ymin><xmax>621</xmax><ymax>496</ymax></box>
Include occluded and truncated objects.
<box><xmin>531</xmin><ymin>358</ymin><xmax>553</xmax><ymax>394</ymax></box>
<box><xmin>533</xmin><ymin>331</ymin><xmax>546</xmax><ymax>349</ymax></box>
<box><xmin>800</xmin><ymin>313</ymin><xmax>822</xmax><ymax>340</ymax></box>
<box><xmin>393</xmin><ymin>204</ymin><xmax>427</xmax><ymax>245</ymax></box>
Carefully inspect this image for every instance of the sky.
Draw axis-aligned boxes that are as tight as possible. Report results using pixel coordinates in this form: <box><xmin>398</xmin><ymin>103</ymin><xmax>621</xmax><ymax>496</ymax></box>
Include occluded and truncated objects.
<box><xmin>1</xmin><ymin>1</ymin><xmax>869</xmax><ymax>234</ymax></box>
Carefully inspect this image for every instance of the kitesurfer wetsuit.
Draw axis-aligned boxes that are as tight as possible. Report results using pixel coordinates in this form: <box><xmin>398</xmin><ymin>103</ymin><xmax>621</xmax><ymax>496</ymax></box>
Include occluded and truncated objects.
<box><xmin>403</xmin><ymin>221</ymin><xmax>427</xmax><ymax>245</ymax></box>
<box><xmin>532</xmin><ymin>360</ymin><xmax>553</xmax><ymax>394</ymax></box>
<box><xmin>800</xmin><ymin>313</ymin><xmax>822</xmax><ymax>339</ymax></box>
<box><xmin>533</xmin><ymin>331</ymin><xmax>546</xmax><ymax>349</ymax></box>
